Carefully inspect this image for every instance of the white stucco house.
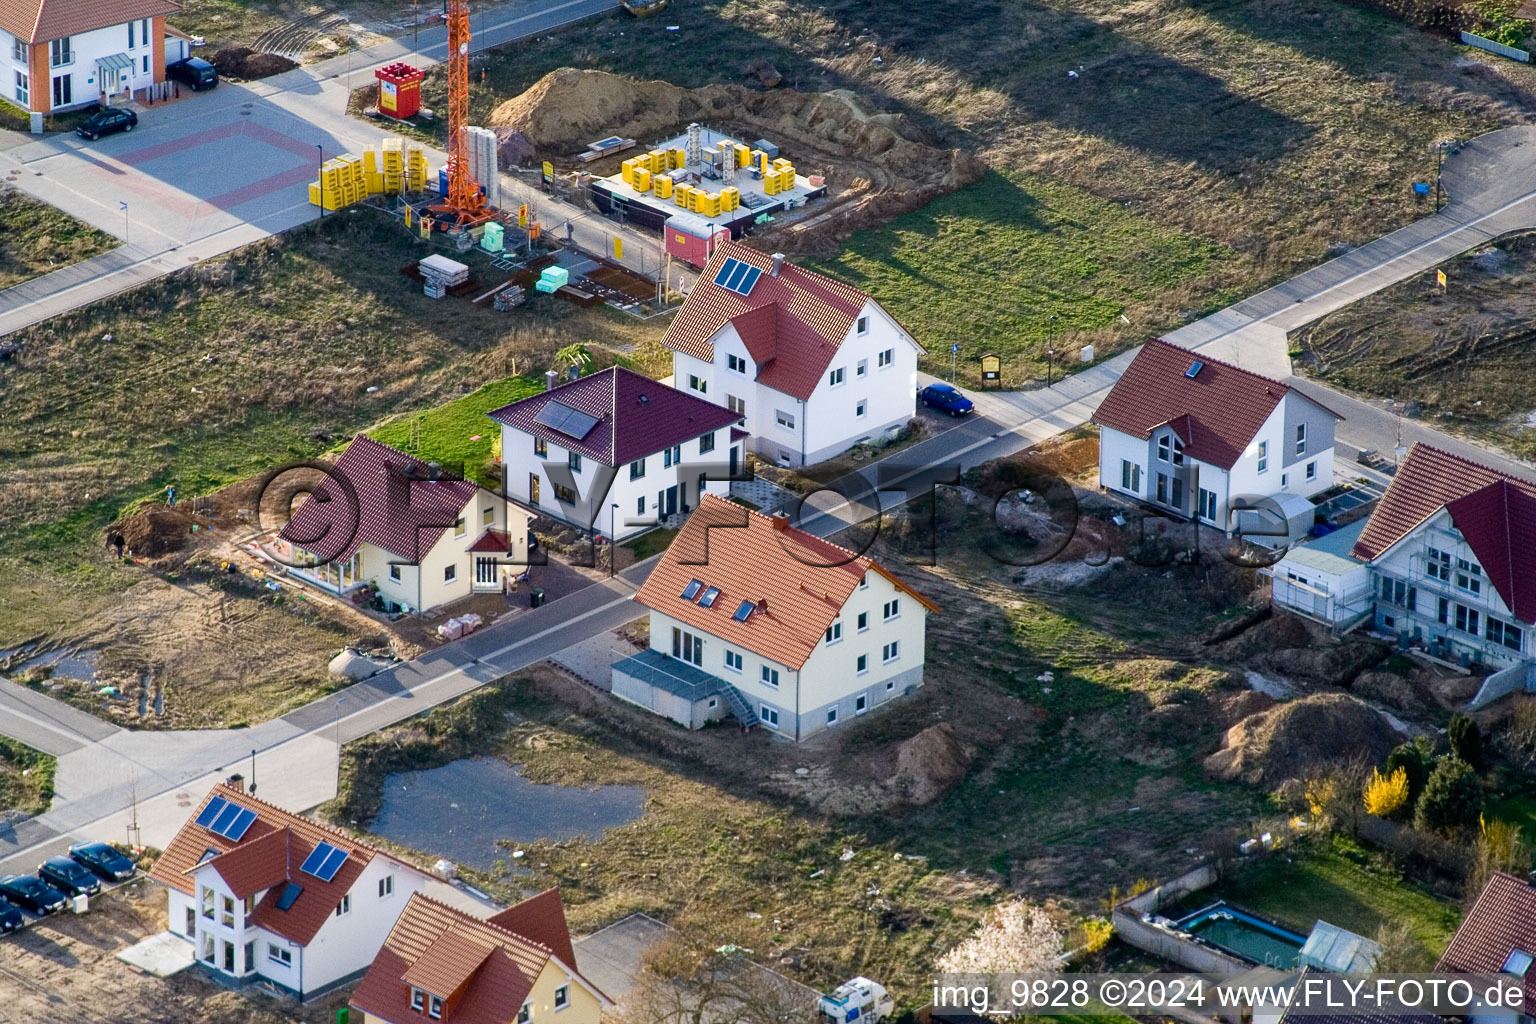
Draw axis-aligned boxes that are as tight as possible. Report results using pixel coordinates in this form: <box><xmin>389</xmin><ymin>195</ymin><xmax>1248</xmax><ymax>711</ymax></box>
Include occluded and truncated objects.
<box><xmin>275</xmin><ymin>435</ymin><xmax>532</xmax><ymax>614</ymax></box>
<box><xmin>662</xmin><ymin>240</ymin><xmax>924</xmax><ymax>467</ymax></box>
<box><xmin>1</xmin><ymin>0</ymin><xmax>182</xmax><ymax>115</ymax></box>
<box><xmin>1093</xmin><ymin>338</ymin><xmax>1342</xmax><ymax>538</ymax></box>
<box><xmin>487</xmin><ymin>365</ymin><xmax>746</xmax><ymax>542</ymax></box>
<box><xmin>1270</xmin><ymin>443</ymin><xmax>1536</xmax><ymax>676</ymax></box>
<box><xmin>612</xmin><ymin>492</ymin><xmax>941</xmax><ymax>740</ymax></box>
<box><xmin>147</xmin><ymin>778</ymin><xmax>429</xmax><ymax>999</ymax></box>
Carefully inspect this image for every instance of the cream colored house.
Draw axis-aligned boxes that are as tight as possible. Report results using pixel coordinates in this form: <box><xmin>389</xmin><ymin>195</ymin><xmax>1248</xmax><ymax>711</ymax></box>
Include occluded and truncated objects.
<box><xmin>277</xmin><ymin>435</ymin><xmax>531</xmax><ymax>615</ymax></box>
<box><xmin>350</xmin><ymin>888</ymin><xmax>609</xmax><ymax>1024</ymax></box>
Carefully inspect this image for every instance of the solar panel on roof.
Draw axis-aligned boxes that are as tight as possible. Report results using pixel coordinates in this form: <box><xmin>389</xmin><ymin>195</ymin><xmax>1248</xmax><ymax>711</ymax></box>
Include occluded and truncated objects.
<box><xmin>533</xmin><ymin>400</ymin><xmax>600</xmax><ymax>440</ymax></box>
<box><xmin>713</xmin><ymin>258</ymin><xmax>763</xmax><ymax>297</ymax></box>
<box><xmin>195</xmin><ymin>797</ymin><xmax>229</xmax><ymax>830</ymax></box>
<box><xmin>210</xmin><ymin>801</ymin><xmax>243</xmax><ymax>834</ymax></box>
<box><xmin>300</xmin><ymin>841</ymin><xmax>349</xmax><ymax>882</ymax></box>
<box><xmin>222</xmin><ymin>807</ymin><xmax>257</xmax><ymax>841</ymax></box>
<box><xmin>206</xmin><ymin>801</ymin><xmax>257</xmax><ymax>840</ymax></box>
<box><xmin>275</xmin><ymin>882</ymin><xmax>303</xmax><ymax>911</ymax></box>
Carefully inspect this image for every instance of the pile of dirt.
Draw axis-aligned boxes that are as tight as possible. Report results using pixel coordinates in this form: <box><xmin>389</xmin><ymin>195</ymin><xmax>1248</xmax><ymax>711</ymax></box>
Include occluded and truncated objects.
<box><xmin>111</xmin><ymin>504</ymin><xmax>210</xmax><ymax>558</ymax></box>
<box><xmin>489</xmin><ymin>68</ymin><xmax>986</xmax><ymax>250</ymax></box>
<box><xmin>208</xmin><ymin>47</ymin><xmax>297</xmax><ymax>79</ymax></box>
<box><xmin>889</xmin><ymin>722</ymin><xmax>973</xmax><ymax>805</ymax></box>
<box><xmin>1213</xmin><ymin>610</ymin><xmax>1386</xmax><ymax>688</ymax></box>
<box><xmin>1204</xmin><ymin>693</ymin><xmax>1406</xmax><ymax>787</ymax></box>
<box><xmin>492</xmin><ymin>127</ymin><xmax>537</xmax><ymax>169</ymax></box>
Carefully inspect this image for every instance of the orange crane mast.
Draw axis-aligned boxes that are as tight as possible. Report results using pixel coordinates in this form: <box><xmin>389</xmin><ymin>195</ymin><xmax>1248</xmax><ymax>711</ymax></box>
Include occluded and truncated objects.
<box><xmin>430</xmin><ymin>0</ymin><xmax>492</xmax><ymax>230</ymax></box>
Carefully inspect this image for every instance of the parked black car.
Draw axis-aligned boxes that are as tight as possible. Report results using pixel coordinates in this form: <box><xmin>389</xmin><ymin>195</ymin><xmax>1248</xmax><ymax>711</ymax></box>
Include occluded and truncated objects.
<box><xmin>37</xmin><ymin>856</ymin><xmax>100</xmax><ymax>897</ymax></box>
<box><xmin>0</xmin><ymin>875</ymin><xmax>67</xmax><ymax>915</ymax></box>
<box><xmin>0</xmin><ymin>898</ymin><xmax>22</xmax><ymax>933</ymax></box>
<box><xmin>75</xmin><ymin>106</ymin><xmax>137</xmax><ymax>140</ymax></box>
<box><xmin>166</xmin><ymin>57</ymin><xmax>218</xmax><ymax>90</ymax></box>
<box><xmin>69</xmin><ymin>841</ymin><xmax>137</xmax><ymax>882</ymax></box>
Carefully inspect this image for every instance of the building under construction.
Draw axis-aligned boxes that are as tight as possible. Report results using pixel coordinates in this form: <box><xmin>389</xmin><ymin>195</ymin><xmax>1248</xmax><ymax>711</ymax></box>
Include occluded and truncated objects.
<box><xmin>588</xmin><ymin>123</ymin><xmax>827</xmax><ymax>266</ymax></box>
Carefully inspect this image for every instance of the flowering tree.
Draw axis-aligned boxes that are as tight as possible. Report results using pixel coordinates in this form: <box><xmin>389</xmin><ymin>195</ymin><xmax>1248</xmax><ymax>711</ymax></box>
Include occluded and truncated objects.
<box><xmin>1363</xmin><ymin>766</ymin><xmax>1409</xmax><ymax>818</ymax></box>
<box><xmin>937</xmin><ymin>900</ymin><xmax>1065</xmax><ymax>974</ymax></box>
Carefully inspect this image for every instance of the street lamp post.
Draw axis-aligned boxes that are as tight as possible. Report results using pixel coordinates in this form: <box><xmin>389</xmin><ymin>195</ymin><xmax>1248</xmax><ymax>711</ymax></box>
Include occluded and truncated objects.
<box><xmin>316</xmin><ymin>144</ymin><xmax>325</xmax><ymax>218</ymax></box>
<box><xmin>1046</xmin><ymin>314</ymin><xmax>1058</xmax><ymax>388</ymax></box>
<box><xmin>333</xmin><ymin>695</ymin><xmax>347</xmax><ymax>748</ymax></box>
<box><xmin>610</xmin><ymin>503</ymin><xmax>619</xmax><ymax>578</ymax></box>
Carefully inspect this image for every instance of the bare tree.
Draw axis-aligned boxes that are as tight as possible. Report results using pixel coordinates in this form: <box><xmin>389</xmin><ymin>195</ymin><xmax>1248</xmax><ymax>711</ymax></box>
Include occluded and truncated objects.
<box><xmin>612</xmin><ymin>938</ymin><xmax>816</xmax><ymax>1024</ymax></box>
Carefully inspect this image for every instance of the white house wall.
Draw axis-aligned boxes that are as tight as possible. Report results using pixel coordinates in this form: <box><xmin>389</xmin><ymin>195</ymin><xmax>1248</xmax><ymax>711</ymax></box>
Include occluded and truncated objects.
<box><xmin>39</xmin><ymin>21</ymin><xmax>157</xmax><ymax>110</ymax></box>
<box><xmin>297</xmin><ymin>855</ymin><xmax>425</xmax><ymax>995</ymax></box>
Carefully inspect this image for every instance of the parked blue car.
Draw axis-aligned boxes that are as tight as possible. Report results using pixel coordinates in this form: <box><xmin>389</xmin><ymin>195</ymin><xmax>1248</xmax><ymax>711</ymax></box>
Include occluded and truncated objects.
<box><xmin>919</xmin><ymin>382</ymin><xmax>975</xmax><ymax>416</ymax></box>
<box><xmin>0</xmin><ymin>898</ymin><xmax>22</xmax><ymax>933</ymax></box>
<box><xmin>68</xmin><ymin>841</ymin><xmax>137</xmax><ymax>882</ymax></box>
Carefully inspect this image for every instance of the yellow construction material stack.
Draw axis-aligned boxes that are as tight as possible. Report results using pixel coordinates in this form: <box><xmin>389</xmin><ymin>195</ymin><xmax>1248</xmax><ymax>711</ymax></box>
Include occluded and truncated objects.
<box><xmin>778</xmin><ymin>165</ymin><xmax>795</xmax><ymax>192</ymax></box>
<box><xmin>698</xmin><ymin>191</ymin><xmax>721</xmax><ymax>217</ymax></box>
<box><xmin>405</xmin><ymin>143</ymin><xmax>427</xmax><ymax>192</ymax></box>
<box><xmin>720</xmin><ymin>186</ymin><xmax>740</xmax><ymax>211</ymax></box>
<box><xmin>633</xmin><ymin>167</ymin><xmax>652</xmax><ymax>193</ymax></box>
<box><xmin>763</xmin><ymin>168</ymin><xmax>781</xmax><ymax>195</ymax></box>
<box><xmin>734</xmin><ymin>143</ymin><xmax>750</xmax><ymax>168</ymax></box>
<box><xmin>363</xmin><ymin>149</ymin><xmax>383</xmax><ymax>194</ymax></box>
<box><xmin>670</xmin><ymin>147</ymin><xmax>686</xmax><ymax>170</ymax></box>
<box><xmin>755</xmin><ymin>150</ymin><xmax>769</xmax><ymax>176</ymax></box>
<box><xmin>654</xmin><ymin>175</ymin><xmax>674</xmax><ymax>199</ymax></box>
<box><xmin>773</xmin><ymin>157</ymin><xmax>791</xmax><ymax>171</ymax></box>
<box><xmin>620</xmin><ymin>158</ymin><xmax>638</xmax><ymax>187</ymax></box>
<box><xmin>648</xmin><ymin>149</ymin><xmax>667</xmax><ymax>171</ymax></box>
<box><xmin>382</xmin><ymin>138</ymin><xmax>405</xmax><ymax>194</ymax></box>
<box><xmin>334</xmin><ymin>154</ymin><xmax>364</xmax><ymax>206</ymax></box>
<box><xmin>674</xmin><ymin>183</ymin><xmax>693</xmax><ymax>208</ymax></box>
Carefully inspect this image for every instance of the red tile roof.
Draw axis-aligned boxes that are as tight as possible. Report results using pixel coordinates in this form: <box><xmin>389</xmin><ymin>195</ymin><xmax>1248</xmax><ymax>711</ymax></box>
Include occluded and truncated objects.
<box><xmin>635</xmin><ymin>493</ymin><xmax>939</xmax><ymax>669</ymax></box>
<box><xmin>663</xmin><ymin>241</ymin><xmax>890</xmax><ymax>402</ymax></box>
<box><xmin>486</xmin><ymin>888</ymin><xmax>577</xmax><ymax>970</ymax></box>
<box><xmin>148</xmin><ymin>782</ymin><xmax>411</xmax><ymax>947</ymax></box>
<box><xmin>1093</xmin><ymin>338</ymin><xmax>1341</xmax><ymax>470</ymax></box>
<box><xmin>487</xmin><ymin>366</ymin><xmax>743</xmax><ymax>467</ymax></box>
<box><xmin>280</xmin><ymin>435</ymin><xmax>482</xmax><ymax>564</ymax></box>
<box><xmin>1352</xmin><ymin>444</ymin><xmax>1536</xmax><ymax>623</ymax></box>
<box><xmin>350</xmin><ymin>892</ymin><xmax>610</xmax><ymax>1024</ymax></box>
<box><xmin>1437</xmin><ymin>871</ymin><xmax>1536</xmax><ymax>1006</ymax></box>
<box><xmin>0</xmin><ymin>0</ymin><xmax>179</xmax><ymax>44</ymax></box>
<box><xmin>467</xmin><ymin>528</ymin><xmax>513</xmax><ymax>553</ymax></box>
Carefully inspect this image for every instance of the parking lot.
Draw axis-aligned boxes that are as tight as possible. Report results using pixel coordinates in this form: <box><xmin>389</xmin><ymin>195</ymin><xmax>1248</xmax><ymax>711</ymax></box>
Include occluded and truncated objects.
<box><xmin>1</xmin><ymin>851</ymin><xmax>139</xmax><ymax>934</ymax></box>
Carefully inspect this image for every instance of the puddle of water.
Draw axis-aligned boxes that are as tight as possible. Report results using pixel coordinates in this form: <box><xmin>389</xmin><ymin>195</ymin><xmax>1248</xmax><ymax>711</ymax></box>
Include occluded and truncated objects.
<box><xmin>19</xmin><ymin>648</ymin><xmax>101</xmax><ymax>682</ymax></box>
<box><xmin>0</xmin><ymin>643</ymin><xmax>37</xmax><ymax>664</ymax></box>
<box><xmin>1245</xmin><ymin>670</ymin><xmax>1296</xmax><ymax>699</ymax></box>
<box><xmin>371</xmin><ymin>757</ymin><xmax>644</xmax><ymax>871</ymax></box>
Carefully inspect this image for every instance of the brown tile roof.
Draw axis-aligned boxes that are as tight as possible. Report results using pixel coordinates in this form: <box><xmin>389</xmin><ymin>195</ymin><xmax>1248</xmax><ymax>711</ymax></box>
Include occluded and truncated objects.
<box><xmin>1437</xmin><ymin>871</ymin><xmax>1536</xmax><ymax>1005</ymax></box>
<box><xmin>1352</xmin><ymin>444</ymin><xmax>1536</xmax><ymax>623</ymax></box>
<box><xmin>204</xmin><ymin>826</ymin><xmax>291</xmax><ymax>900</ymax></box>
<box><xmin>467</xmin><ymin>527</ymin><xmax>513</xmax><ymax>553</ymax></box>
<box><xmin>487</xmin><ymin>366</ymin><xmax>743</xmax><ymax>466</ymax></box>
<box><xmin>0</xmin><ymin>0</ymin><xmax>179</xmax><ymax>44</ymax></box>
<box><xmin>350</xmin><ymin>892</ymin><xmax>610</xmax><ymax>1024</ymax></box>
<box><xmin>662</xmin><ymin>241</ymin><xmax>887</xmax><ymax>402</ymax></box>
<box><xmin>148</xmin><ymin>782</ymin><xmax>408</xmax><ymax>947</ymax></box>
<box><xmin>486</xmin><ymin>888</ymin><xmax>577</xmax><ymax>970</ymax></box>
<box><xmin>280</xmin><ymin>435</ymin><xmax>482</xmax><ymax>564</ymax></box>
<box><xmin>635</xmin><ymin>492</ymin><xmax>939</xmax><ymax>669</ymax></box>
<box><xmin>1092</xmin><ymin>338</ymin><xmax>1341</xmax><ymax>470</ymax></box>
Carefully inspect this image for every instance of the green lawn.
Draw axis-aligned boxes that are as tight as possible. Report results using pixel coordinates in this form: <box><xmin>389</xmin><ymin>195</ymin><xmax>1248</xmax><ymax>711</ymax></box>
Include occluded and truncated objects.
<box><xmin>621</xmin><ymin>527</ymin><xmax>678</xmax><ymax>562</ymax></box>
<box><xmin>0</xmin><ymin>736</ymin><xmax>55</xmax><ymax>816</ymax></box>
<box><xmin>1488</xmin><ymin>791</ymin><xmax>1536</xmax><ymax>839</ymax></box>
<box><xmin>1202</xmin><ymin>835</ymin><xmax>1461</xmax><ymax>964</ymax></box>
<box><xmin>369</xmin><ymin>375</ymin><xmax>541</xmax><ymax>487</ymax></box>
<box><xmin>804</xmin><ymin>171</ymin><xmax>1225</xmax><ymax>386</ymax></box>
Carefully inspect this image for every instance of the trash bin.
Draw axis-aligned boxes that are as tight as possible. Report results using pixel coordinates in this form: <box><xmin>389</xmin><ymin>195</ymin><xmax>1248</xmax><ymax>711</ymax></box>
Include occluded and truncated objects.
<box><xmin>531</xmin><ymin>588</ymin><xmax>545</xmax><ymax>608</ymax></box>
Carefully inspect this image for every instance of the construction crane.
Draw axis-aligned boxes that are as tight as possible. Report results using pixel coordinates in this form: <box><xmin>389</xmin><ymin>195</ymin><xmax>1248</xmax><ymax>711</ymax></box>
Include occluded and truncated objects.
<box><xmin>430</xmin><ymin>0</ymin><xmax>492</xmax><ymax>231</ymax></box>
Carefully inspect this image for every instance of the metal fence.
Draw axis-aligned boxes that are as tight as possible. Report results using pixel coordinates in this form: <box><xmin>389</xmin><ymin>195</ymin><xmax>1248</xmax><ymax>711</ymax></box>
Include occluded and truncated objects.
<box><xmin>1460</xmin><ymin>31</ymin><xmax>1531</xmax><ymax>63</ymax></box>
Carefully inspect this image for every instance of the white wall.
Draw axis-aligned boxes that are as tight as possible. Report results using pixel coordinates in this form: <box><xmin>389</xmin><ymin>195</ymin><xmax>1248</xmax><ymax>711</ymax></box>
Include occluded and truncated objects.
<box><xmin>41</xmin><ymin>20</ymin><xmax>156</xmax><ymax>109</ymax></box>
<box><xmin>1269</xmin><ymin>558</ymin><xmax>1373</xmax><ymax>625</ymax></box>
<box><xmin>673</xmin><ymin>298</ymin><xmax>921</xmax><ymax>467</ymax></box>
<box><xmin>298</xmin><ymin>855</ymin><xmax>426</xmax><ymax>994</ymax></box>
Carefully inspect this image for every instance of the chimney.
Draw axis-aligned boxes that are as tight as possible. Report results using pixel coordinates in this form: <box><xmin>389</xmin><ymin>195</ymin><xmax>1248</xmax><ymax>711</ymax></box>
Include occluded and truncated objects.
<box><xmin>771</xmin><ymin>511</ymin><xmax>790</xmax><ymax>531</ymax></box>
<box><xmin>756</xmin><ymin>598</ymin><xmax>770</xmax><ymax>616</ymax></box>
<box><xmin>427</xmin><ymin>461</ymin><xmax>443</xmax><ymax>481</ymax></box>
<box><xmin>771</xmin><ymin>253</ymin><xmax>785</xmax><ymax>277</ymax></box>
<box><xmin>568</xmin><ymin>364</ymin><xmax>580</xmax><ymax>382</ymax></box>
<box><xmin>226</xmin><ymin>773</ymin><xmax>245</xmax><ymax>793</ymax></box>
<box><xmin>545</xmin><ymin>370</ymin><xmax>559</xmax><ymax>391</ymax></box>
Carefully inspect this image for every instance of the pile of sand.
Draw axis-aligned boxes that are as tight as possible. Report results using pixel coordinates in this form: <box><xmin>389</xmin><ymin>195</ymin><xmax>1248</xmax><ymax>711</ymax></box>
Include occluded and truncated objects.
<box><xmin>489</xmin><ymin>68</ymin><xmax>986</xmax><ymax>249</ymax></box>
<box><xmin>111</xmin><ymin>505</ymin><xmax>209</xmax><ymax>558</ymax></box>
<box><xmin>1204</xmin><ymin>693</ymin><xmax>1405</xmax><ymax>787</ymax></box>
<box><xmin>890</xmin><ymin>722</ymin><xmax>973</xmax><ymax>805</ymax></box>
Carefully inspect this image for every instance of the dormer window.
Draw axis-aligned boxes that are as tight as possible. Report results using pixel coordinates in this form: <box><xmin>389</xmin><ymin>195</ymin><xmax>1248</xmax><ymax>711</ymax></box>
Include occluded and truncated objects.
<box><xmin>430</xmin><ymin>995</ymin><xmax>444</xmax><ymax>1019</ymax></box>
<box><xmin>411</xmin><ymin>989</ymin><xmax>425</xmax><ymax>1011</ymax></box>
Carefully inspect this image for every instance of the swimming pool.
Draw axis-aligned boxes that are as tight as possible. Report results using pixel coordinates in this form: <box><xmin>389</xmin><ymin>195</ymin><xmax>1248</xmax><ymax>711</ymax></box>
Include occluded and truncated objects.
<box><xmin>1176</xmin><ymin>901</ymin><xmax>1306</xmax><ymax>968</ymax></box>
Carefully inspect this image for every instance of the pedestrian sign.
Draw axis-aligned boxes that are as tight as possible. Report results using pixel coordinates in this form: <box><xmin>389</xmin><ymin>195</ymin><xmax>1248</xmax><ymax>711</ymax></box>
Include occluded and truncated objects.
<box><xmin>951</xmin><ymin>343</ymin><xmax>959</xmax><ymax>354</ymax></box>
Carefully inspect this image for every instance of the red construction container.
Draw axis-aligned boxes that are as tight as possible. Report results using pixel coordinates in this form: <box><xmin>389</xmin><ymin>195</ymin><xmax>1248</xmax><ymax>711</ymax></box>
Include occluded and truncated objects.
<box><xmin>665</xmin><ymin>214</ymin><xmax>731</xmax><ymax>267</ymax></box>
<box><xmin>376</xmin><ymin>62</ymin><xmax>424</xmax><ymax>119</ymax></box>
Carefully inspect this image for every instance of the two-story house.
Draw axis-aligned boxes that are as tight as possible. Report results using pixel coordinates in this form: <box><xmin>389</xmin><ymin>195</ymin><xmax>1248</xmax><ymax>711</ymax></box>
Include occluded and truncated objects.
<box><xmin>147</xmin><ymin>777</ymin><xmax>429</xmax><ymax>999</ymax></box>
<box><xmin>1271</xmin><ymin>443</ymin><xmax>1536</xmax><ymax>673</ymax></box>
<box><xmin>276</xmin><ymin>435</ymin><xmax>532</xmax><ymax>614</ymax></box>
<box><xmin>1436</xmin><ymin>872</ymin><xmax>1536</xmax><ymax>1024</ymax></box>
<box><xmin>1094</xmin><ymin>338</ymin><xmax>1342</xmax><ymax>535</ymax></box>
<box><xmin>1</xmin><ymin>0</ymin><xmax>181</xmax><ymax>114</ymax></box>
<box><xmin>662</xmin><ymin>240</ymin><xmax>924</xmax><ymax>467</ymax></box>
<box><xmin>350</xmin><ymin>888</ymin><xmax>609</xmax><ymax>1024</ymax></box>
<box><xmin>613</xmin><ymin>492</ymin><xmax>940</xmax><ymax>740</ymax></box>
<box><xmin>488</xmin><ymin>366</ymin><xmax>745</xmax><ymax>542</ymax></box>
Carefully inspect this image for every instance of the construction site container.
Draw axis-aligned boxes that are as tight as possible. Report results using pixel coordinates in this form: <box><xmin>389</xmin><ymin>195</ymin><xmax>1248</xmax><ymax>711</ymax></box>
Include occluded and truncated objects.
<box><xmin>653</xmin><ymin>175</ymin><xmax>674</xmax><ymax>199</ymax></box>
<box><xmin>753</xmin><ymin>139</ymin><xmax>780</xmax><ymax>159</ymax></box>
<box><xmin>633</xmin><ymin>167</ymin><xmax>652</xmax><ymax>192</ymax></box>
<box><xmin>665</xmin><ymin>213</ymin><xmax>730</xmax><ymax>267</ymax></box>
<box><xmin>674</xmin><ymin>183</ymin><xmax>693</xmax><ymax>208</ymax></box>
<box><xmin>720</xmin><ymin>186</ymin><xmax>740</xmax><ymax>211</ymax></box>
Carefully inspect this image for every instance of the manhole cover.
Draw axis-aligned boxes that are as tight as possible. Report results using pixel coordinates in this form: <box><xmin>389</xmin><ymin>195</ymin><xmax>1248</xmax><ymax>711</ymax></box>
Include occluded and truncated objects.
<box><xmin>240</xmin><ymin>110</ymin><xmax>251</xmax><ymax>116</ymax></box>
<box><xmin>242</xmin><ymin>102</ymin><xmax>253</xmax><ymax>108</ymax></box>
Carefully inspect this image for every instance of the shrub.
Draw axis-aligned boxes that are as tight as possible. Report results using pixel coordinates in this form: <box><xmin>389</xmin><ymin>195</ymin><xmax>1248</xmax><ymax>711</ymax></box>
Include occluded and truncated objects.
<box><xmin>1414</xmin><ymin>756</ymin><xmax>1483</xmax><ymax>834</ymax></box>
<box><xmin>1386</xmin><ymin>738</ymin><xmax>1433</xmax><ymax>806</ymax></box>
<box><xmin>1467</xmin><ymin>815</ymin><xmax>1531</xmax><ymax>898</ymax></box>
<box><xmin>1449</xmin><ymin>713</ymin><xmax>1484</xmax><ymax>772</ymax></box>
<box><xmin>1364</xmin><ymin>765</ymin><xmax>1410</xmax><ymax>818</ymax></box>
<box><xmin>1081</xmin><ymin>918</ymin><xmax>1114</xmax><ymax>955</ymax></box>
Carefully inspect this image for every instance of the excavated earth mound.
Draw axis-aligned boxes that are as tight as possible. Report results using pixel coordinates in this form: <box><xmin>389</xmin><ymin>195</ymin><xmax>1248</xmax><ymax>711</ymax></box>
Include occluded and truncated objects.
<box><xmin>1204</xmin><ymin>692</ymin><xmax>1405</xmax><ymax>787</ymax></box>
